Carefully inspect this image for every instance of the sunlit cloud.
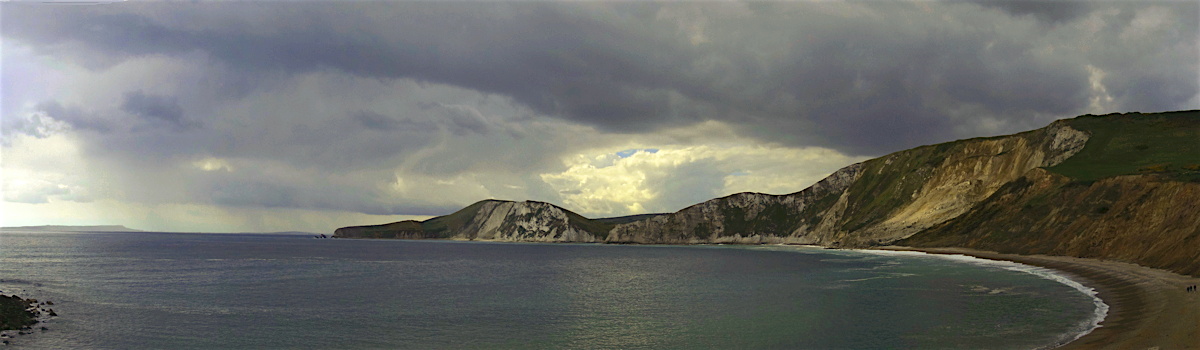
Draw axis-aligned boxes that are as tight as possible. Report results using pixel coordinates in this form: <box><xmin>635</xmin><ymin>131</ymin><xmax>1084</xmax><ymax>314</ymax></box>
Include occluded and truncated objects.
<box><xmin>542</xmin><ymin>144</ymin><xmax>868</xmax><ymax>217</ymax></box>
<box><xmin>193</xmin><ymin>157</ymin><xmax>234</xmax><ymax>172</ymax></box>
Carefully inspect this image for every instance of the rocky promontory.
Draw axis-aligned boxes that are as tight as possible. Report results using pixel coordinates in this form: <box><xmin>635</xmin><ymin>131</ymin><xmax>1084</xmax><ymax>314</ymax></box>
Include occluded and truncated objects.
<box><xmin>336</xmin><ymin>200</ymin><xmax>620</xmax><ymax>242</ymax></box>
<box><xmin>0</xmin><ymin>295</ymin><xmax>37</xmax><ymax>331</ymax></box>
<box><xmin>0</xmin><ymin>293</ymin><xmax>57</xmax><ymax>341</ymax></box>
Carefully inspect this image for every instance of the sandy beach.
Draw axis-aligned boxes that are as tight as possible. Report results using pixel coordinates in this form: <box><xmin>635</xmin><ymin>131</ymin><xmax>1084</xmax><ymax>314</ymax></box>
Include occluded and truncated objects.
<box><xmin>882</xmin><ymin>247</ymin><xmax>1200</xmax><ymax>349</ymax></box>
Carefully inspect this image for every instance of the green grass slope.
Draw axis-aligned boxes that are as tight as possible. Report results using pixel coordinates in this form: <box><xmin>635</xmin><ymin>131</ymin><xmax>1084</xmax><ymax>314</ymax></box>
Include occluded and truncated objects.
<box><xmin>331</xmin><ymin>220</ymin><xmax>429</xmax><ymax>239</ymax></box>
<box><xmin>1047</xmin><ymin>110</ymin><xmax>1200</xmax><ymax>181</ymax></box>
<box><xmin>418</xmin><ymin>200</ymin><xmax>495</xmax><ymax>237</ymax></box>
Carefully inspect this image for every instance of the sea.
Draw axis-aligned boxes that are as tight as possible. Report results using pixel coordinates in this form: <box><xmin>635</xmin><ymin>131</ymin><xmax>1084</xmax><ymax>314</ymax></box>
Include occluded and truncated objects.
<box><xmin>0</xmin><ymin>231</ymin><xmax>1105</xmax><ymax>349</ymax></box>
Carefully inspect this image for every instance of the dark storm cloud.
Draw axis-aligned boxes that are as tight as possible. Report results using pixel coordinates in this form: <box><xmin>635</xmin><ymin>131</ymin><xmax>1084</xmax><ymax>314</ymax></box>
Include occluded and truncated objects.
<box><xmin>120</xmin><ymin>91</ymin><xmax>196</xmax><ymax>131</ymax></box>
<box><xmin>361</xmin><ymin>108</ymin><xmax>483</xmax><ymax>140</ymax></box>
<box><xmin>8</xmin><ymin>2</ymin><xmax>1196</xmax><ymax>155</ymax></box>
<box><xmin>968</xmin><ymin>0</ymin><xmax>1094</xmax><ymax>24</ymax></box>
<box><xmin>2</xmin><ymin>101</ymin><xmax>111</xmax><ymax>144</ymax></box>
<box><xmin>3</xmin><ymin>4</ymin><xmax>700</xmax><ymax>133</ymax></box>
<box><xmin>37</xmin><ymin>101</ymin><xmax>114</xmax><ymax>133</ymax></box>
<box><xmin>441</xmin><ymin>105</ymin><xmax>491</xmax><ymax>136</ymax></box>
<box><xmin>1082</xmin><ymin>5</ymin><xmax>1200</xmax><ymax>114</ymax></box>
<box><xmin>201</xmin><ymin>173</ymin><xmax>460</xmax><ymax>216</ymax></box>
<box><xmin>352</xmin><ymin>110</ymin><xmax>406</xmax><ymax>131</ymax></box>
<box><xmin>7</xmin><ymin>2</ymin><xmax>1199</xmax><ymax>156</ymax></box>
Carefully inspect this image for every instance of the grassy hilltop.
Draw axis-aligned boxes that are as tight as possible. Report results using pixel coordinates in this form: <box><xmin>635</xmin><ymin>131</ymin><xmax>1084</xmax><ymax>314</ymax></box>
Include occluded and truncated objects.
<box><xmin>1048</xmin><ymin>111</ymin><xmax>1200</xmax><ymax>181</ymax></box>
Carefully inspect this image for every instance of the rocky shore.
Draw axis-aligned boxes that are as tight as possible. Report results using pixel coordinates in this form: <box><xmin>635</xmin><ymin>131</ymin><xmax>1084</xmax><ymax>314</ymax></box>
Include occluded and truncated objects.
<box><xmin>0</xmin><ymin>293</ymin><xmax>56</xmax><ymax>345</ymax></box>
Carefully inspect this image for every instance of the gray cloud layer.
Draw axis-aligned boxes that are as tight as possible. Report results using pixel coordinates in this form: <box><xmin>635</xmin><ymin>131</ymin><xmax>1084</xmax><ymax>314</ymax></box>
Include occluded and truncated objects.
<box><xmin>3</xmin><ymin>1</ymin><xmax>1197</xmax><ymax>219</ymax></box>
<box><xmin>12</xmin><ymin>2</ymin><xmax>1195</xmax><ymax>153</ymax></box>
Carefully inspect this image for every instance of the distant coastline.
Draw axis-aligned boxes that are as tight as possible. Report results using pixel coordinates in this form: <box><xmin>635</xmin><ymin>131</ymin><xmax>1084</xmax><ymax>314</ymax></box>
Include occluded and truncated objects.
<box><xmin>1</xmin><ymin>225</ymin><xmax>142</xmax><ymax>232</ymax></box>
<box><xmin>0</xmin><ymin>226</ymin><xmax>325</xmax><ymax>235</ymax></box>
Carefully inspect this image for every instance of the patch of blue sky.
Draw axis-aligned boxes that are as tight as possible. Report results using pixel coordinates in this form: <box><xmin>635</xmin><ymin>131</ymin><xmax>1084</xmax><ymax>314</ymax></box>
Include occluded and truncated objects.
<box><xmin>615</xmin><ymin>148</ymin><xmax>659</xmax><ymax>158</ymax></box>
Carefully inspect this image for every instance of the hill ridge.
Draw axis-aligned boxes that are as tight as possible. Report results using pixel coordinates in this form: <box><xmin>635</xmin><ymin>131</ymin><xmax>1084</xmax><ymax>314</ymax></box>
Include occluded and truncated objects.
<box><xmin>336</xmin><ymin>110</ymin><xmax>1200</xmax><ymax>276</ymax></box>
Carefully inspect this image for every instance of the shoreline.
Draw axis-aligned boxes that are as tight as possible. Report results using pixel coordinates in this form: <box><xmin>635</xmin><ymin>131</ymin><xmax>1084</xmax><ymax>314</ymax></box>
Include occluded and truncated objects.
<box><xmin>157</xmin><ymin>234</ymin><xmax>1200</xmax><ymax>347</ymax></box>
<box><xmin>363</xmin><ymin>238</ymin><xmax>1199</xmax><ymax>348</ymax></box>
<box><xmin>878</xmin><ymin>246</ymin><xmax>1200</xmax><ymax>349</ymax></box>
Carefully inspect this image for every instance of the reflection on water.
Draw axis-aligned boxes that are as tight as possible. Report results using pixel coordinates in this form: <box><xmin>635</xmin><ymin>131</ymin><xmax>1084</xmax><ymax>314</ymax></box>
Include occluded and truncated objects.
<box><xmin>0</xmin><ymin>232</ymin><xmax>1097</xmax><ymax>349</ymax></box>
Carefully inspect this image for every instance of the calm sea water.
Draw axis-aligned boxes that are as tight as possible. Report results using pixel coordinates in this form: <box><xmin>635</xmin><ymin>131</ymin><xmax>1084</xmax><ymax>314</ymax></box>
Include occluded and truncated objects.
<box><xmin>0</xmin><ymin>231</ymin><xmax>1102</xmax><ymax>349</ymax></box>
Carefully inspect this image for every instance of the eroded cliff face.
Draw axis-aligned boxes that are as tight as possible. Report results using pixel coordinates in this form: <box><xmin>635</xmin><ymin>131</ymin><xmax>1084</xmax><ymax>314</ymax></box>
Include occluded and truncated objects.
<box><xmin>817</xmin><ymin>122</ymin><xmax>1090</xmax><ymax>246</ymax></box>
<box><xmin>335</xmin><ymin>200</ymin><xmax>604</xmax><ymax>242</ymax></box>
<box><xmin>605</xmin><ymin>163</ymin><xmax>863</xmax><ymax>244</ymax></box>
<box><xmin>453</xmin><ymin>200</ymin><xmax>598</xmax><ymax>242</ymax></box>
<box><xmin>608</xmin><ymin>121</ymin><xmax>1090</xmax><ymax>246</ymax></box>
<box><xmin>339</xmin><ymin>120</ymin><xmax>1093</xmax><ymax>247</ymax></box>
<box><xmin>901</xmin><ymin>169</ymin><xmax>1200</xmax><ymax>276</ymax></box>
<box><xmin>335</xmin><ymin>111</ymin><xmax>1200</xmax><ymax>276</ymax></box>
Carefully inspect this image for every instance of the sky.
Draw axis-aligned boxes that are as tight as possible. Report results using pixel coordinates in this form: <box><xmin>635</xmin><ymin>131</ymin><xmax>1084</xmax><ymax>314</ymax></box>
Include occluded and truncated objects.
<box><xmin>2</xmin><ymin>1</ymin><xmax>1197</xmax><ymax>233</ymax></box>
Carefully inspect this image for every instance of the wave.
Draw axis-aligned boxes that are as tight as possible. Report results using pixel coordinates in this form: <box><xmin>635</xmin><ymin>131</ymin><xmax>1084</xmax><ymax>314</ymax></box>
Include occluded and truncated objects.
<box><xmin>838</xmin><ymin>272</ymin><xmax>917</xmax><ymax>283</ymax></box>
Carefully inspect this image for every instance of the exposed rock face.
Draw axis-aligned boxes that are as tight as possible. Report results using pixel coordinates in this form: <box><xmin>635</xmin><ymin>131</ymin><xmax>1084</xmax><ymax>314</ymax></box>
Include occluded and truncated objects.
<box><xmin>608</xmin><ymin>120</ymin><xmax>1090</xmax><ymax>246</ymax></box>
<box><xmin>339</xmin><ymin>119</ymin><xmax>1093</xmax><ymax>246</ymax></box>
<box><xmin>901</xmin><ymin>169</ymin><xmax>1200</xmax><ymax>276</ymax></box>
<box><xmin>337</xmin><ymin>111</ymin><xmax>1200</xmax><ymax>276</ymax></box>
<box><xmin>817</xmin><ymin>121</ymin><xmax>1090</xmax><ymax>246</ymax></box>
<box><xmin>606</xmin><ymin>163</ymin><xmax>863</xmax><ymax>244</ymax></box>
<box><xmin>453</xmin><ymin>200</ymin><xmax>597</xmax><ymax>242</ymax></box>
<box><xmin>335</xmin><ymin>200</ymin><xmax>602</xmax><ymax>242</ymax></box>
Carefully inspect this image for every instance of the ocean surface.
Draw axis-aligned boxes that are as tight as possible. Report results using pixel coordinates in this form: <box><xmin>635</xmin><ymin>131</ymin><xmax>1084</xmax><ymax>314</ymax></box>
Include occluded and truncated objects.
<box><xmin>0</xmin><ymin>231</ymin><xmax>1104</xmax><ymax>349</ymax></box>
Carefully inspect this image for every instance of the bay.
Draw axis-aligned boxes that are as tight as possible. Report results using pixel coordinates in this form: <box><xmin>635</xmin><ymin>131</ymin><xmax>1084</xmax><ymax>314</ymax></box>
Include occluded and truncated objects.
<box><xmin>0</xmin><ymin>231</ymin><xmax>1099</xmax><ymax>349</ymax></box>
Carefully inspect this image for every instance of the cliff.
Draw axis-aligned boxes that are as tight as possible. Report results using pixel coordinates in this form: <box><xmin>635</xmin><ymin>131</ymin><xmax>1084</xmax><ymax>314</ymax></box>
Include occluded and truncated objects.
<box><xmin>337</xmin><ymin>110</ymin><xmax>1200</xmax><ymax>276</ymax></box>
<box><xmin>605</xmin><ymin>163</ymin><xmax>863</xmax><ymax>244</ymax></box>
<box><xmin>900</xmin><ymin>111</ymin><xmax>1200</xmax><ymax>276</ymax></box>
<box><xmin>335</xmin><ymin>199</ymin><xmax>614</xmax><ymax>242</ymax></box>
<box><xmin>607</xmin><ymin>115</ymin><xmax>1089</xmax><ymax>246</ymax></box>
<box><xmin>899</xmin><ymin>169</ymin><xmax>1200</xmax><ymax>276</ymax></box>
